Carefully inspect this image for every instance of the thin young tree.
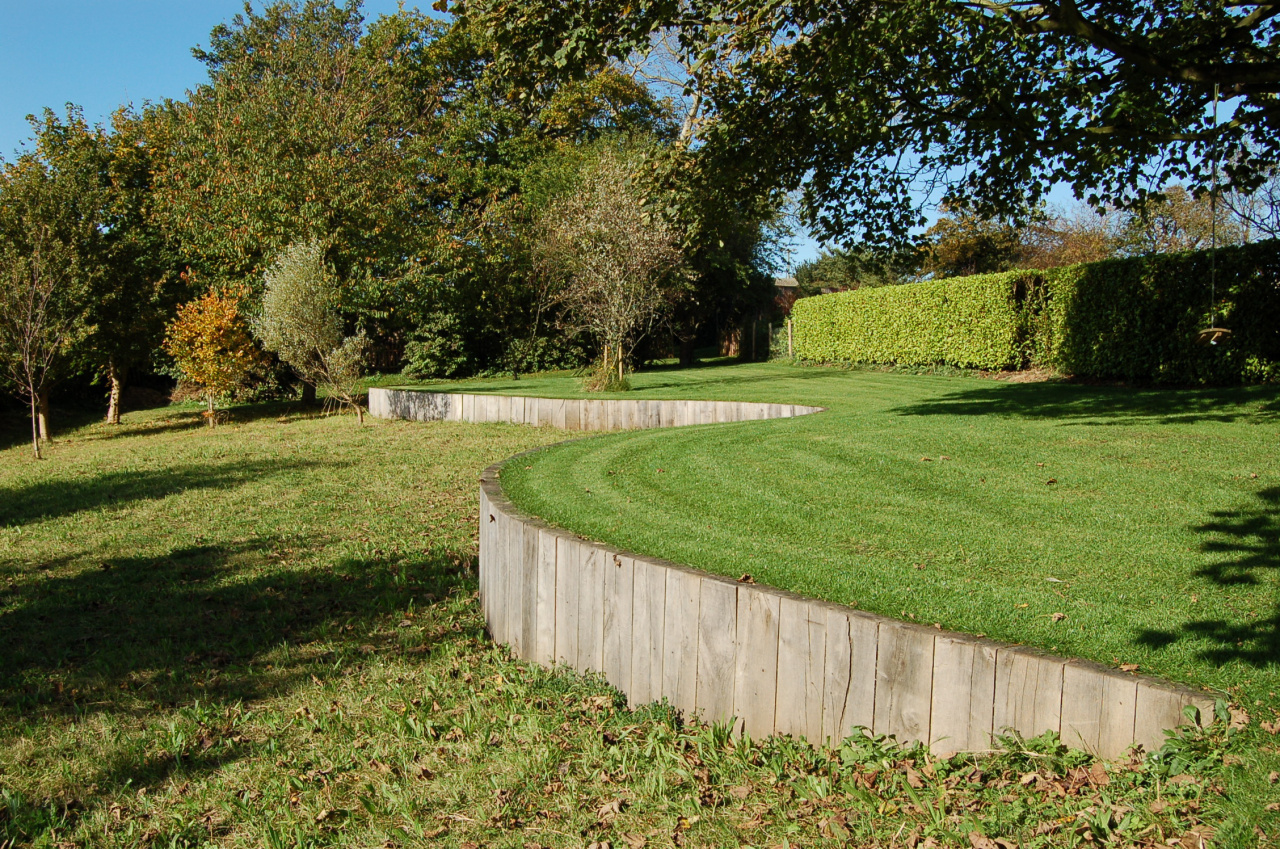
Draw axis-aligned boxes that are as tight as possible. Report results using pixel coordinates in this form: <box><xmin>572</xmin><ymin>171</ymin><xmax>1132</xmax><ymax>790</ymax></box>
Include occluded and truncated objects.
<box><xmin>253</xmin><ymin>239</ymin><xmax>368</xmax><ymax>422</ymax></box>
<box><xmin>0</xmin><ymin>232</ymin><xmax>84</xmax><ymax>459</ymax></box>
<box><xmin>163</xmin><ymin>287</ymin><xmax>263</xmax><ymax>427</ymax></box>
<box><xmin>0</xmin><ymin>154</ymin><xmax>95</xmax><ymax>459</ymax></box>
<box><xmin>535</xmin><ymin>145</ymin><xmax>687</xmax><ymax>389</ymax></box>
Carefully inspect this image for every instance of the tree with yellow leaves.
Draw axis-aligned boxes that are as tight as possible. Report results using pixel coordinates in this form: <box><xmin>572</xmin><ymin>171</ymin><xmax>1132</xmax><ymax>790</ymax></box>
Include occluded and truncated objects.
<box><xmin>163</xmin><ymin>287</ymin><xmax>262</xmax><ymax>426</ymax></box>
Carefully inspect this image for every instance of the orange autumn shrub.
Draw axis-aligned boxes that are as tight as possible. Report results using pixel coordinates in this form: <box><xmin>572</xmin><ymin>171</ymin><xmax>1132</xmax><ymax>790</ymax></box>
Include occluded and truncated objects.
<box><xmin>163</xmin><ymin>287</ymin><xmax>263</xmax><ymax>425</ymax></box>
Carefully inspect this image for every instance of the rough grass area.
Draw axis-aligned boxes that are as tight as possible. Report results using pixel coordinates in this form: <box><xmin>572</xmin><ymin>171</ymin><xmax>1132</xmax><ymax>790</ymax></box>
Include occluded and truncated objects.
<box><xmin>0</xmin><ymin>395</ymin><xmax>1274</xmax><ymax>847</ymax></box>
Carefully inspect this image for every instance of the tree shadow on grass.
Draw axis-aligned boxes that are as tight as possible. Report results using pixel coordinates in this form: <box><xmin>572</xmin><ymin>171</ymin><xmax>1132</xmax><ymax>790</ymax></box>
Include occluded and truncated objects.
<box><xmin>0</xmin><ymin>535</ymin><xmax>478</xmax><ymax>803</ymax></box>
<box><xmin>890</xmin><ymin>380</ymin><xmax>1280</xmax><ymax>426</ymax></box>
<box><xmin>1136</xmin><ymin>487</ymin><xmax>1280</xmax><ymax>668</ymax></box>
<box><xmin>0</xmin><ymin>457</ymin><xmax>335</xmax><ymax>528</ymax></box>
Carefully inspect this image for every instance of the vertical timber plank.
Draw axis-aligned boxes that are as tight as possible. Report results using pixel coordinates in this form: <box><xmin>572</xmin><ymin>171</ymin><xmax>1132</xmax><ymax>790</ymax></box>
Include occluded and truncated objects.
<box><xmin>490</xmin><ymin>506</ymin><xmax>508</xmax><ymax>646</ymax></box>
<box><xmin>519</xmin><ymin>519</ymin><xmax>539</xmax><ymax>660</ymax></box>
<box><xmin>993</xmin><ymin>649</ymin><xmax>1065</xmax><ymax>741</ymax></box>
<box><xmin>577</xmin><ymin>544</ymin><xmax>605</xmax><ymax>673</ymax></box>
<box><xmin>776</xmin><ymin>597</ymin><xmax>824</xmax><ymax>741</ymax></box>
<box><xmin>533</xmin><ymin>529</ymin><xmax>558</xmax><ymax>667</ymax></box>
<box><xmin>873</xmin><ymin>622</ymin><xmax>936</xmax><ymax>745</ymax></box>
<box><xmin>504</xmin><ymin>516</ymin><xmax>524</xmax><ymax>657</ymax></box>
<box><xmin>1061</xmin><ymin>662</ymin><xmax>1138</xmax><ymax>759</ymax></box>
<box><xmin>1133</xmin><ymin>679</ymin><xmax>1212</xmax><ymax>753</ymax></box>
<box><xmin>662</xmin><ymin>568</ymin><xmax>701</xmax><ymax>716</ymax></box>
<box><xmin>733</xmin><ymin>586</ymin><xmax>780</xmax><ymax>739</ymax></box>
<box><xmin>602</xmin><ymin>553</ymin><xmax>634</xmax><ymax>693</ymax></box>
<box><xmin>554</xmin><ymin>537</ymin><xmax>580</xmax><ymax>667</ymax></box>
<box><xmin>695</xmin><ymin>578</ymin><xmax>738</xmax><ymax>725</ymax></box>
<box><xmin>629</xmin><ymin>559</ymin><xmax>666</xmax><ymax>707</ymax></box>
<box><xmin>478</xmin><ymin>488</ymin><xmax>491</xmax><ymax>637</ymax></box>
<box><xmin>822</xmin><ymin>606</ymin><xmax>880</xmax><ymax>744</ymax></box>
<box><xmin>930</xmin><ymin>635</ymin><xmax>998</xmax><ymax>755</ymax></box>
<box><xmin>565</xmin><ymin>400</ymin><xmax>582</xmax><ymax>431</ymax></box>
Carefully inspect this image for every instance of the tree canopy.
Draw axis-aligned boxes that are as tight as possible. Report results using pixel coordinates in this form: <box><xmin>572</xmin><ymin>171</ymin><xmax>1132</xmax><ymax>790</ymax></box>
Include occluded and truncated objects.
<box><xmin>457</xmin><ymin>0</ymin><xmax>1280</xmax><ymax>247</ymax></box>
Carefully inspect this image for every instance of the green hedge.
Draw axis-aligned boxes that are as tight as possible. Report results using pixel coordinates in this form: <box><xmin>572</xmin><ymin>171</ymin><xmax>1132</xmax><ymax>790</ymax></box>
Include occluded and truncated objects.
<box><xmin>792</xmin><ymin>240</ymin><xmax>1280</xmax><ymax>384</ymax></box>
<box><xmin>790</xmin><ymin>271</ymin><xmax>1030</xmax><ymax>370</ymax></box>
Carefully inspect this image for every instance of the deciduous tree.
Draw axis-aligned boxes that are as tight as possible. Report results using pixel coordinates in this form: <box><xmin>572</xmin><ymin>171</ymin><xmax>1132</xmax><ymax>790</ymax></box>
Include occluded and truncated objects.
<box><xmin>254</xmin><ymin>239</ymin><xmax>368</xmax><ymax>422</ymax></box>
<box><xmin>460</xmin><ymin>0</ymin><xmax>1280</xmax><ymax>248</ymax></box>
<box><xmin>163</xmin><ymin>287</ymin><xmax>263</xmax><ymax>426</ymax></box>
<box><xmin>0</xmin><ymin>116</ymin><xmax>104</xmax><ymax>456</ymax></box>
<box><xmin>534</xmin><ymin>144</ymin><xmax>688</xmax><ymax>388</ymax></box>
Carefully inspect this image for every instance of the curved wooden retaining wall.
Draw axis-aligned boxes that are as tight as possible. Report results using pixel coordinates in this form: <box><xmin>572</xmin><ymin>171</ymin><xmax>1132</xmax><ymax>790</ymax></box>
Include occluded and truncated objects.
<box><xmin>371</xmin><ymin>387</ymin><xmax>1216</xmax><ymax>757</ymax></box>
<box><xmin>368</xmin><ymin>387</ymin><xmax>823</xmax><ymax>430</ymax></box>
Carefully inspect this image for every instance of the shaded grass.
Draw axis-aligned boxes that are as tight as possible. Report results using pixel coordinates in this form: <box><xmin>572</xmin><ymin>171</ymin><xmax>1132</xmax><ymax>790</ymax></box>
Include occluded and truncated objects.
<box><xmin>1</xmin><ymin>399</ymin><xmax>1272</xmax><ymax>846</ymax></box>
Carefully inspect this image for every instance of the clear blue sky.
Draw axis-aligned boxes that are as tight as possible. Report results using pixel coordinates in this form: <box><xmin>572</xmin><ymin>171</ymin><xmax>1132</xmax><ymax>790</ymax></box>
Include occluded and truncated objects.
<box><xmin>0</xmin><ymin>0</ymin><xmax>415</xmax><ymax>158</ymax></box>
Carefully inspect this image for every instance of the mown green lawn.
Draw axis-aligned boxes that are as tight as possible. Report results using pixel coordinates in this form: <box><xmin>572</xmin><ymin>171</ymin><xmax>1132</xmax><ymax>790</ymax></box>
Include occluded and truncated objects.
<box><xmin>438</xmin><ymin>361</ymin><xmax>1279</xmax><ymax>706</ymax></box>
<box><xmin>0</xmin><ymin>389</ymin><xmax>1275</xmax><ymax>847</ymax></box>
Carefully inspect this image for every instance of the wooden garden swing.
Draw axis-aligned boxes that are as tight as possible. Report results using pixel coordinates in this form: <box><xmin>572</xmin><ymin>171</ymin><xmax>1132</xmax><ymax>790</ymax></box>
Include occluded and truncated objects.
<box><xmin>1195</xmin><ymin>84</ymin><xmax>1232</xmax><ymax>347</ymax></box>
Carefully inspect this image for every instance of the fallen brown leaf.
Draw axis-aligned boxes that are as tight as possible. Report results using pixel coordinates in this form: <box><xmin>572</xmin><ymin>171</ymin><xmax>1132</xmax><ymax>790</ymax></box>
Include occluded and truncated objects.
<box><xmin>597</xmin><ymin>797</ymin><xmax>625</xmax><ymax>823</ymax></box>
<box><xmin>968</xmin><ymin>831</ymin><xmax>998</xmax><ymax>849</ymax></box>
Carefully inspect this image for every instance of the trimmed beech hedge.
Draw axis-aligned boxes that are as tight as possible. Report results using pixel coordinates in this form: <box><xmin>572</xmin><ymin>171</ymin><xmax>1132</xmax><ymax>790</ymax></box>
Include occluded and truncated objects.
<box><xmin>792</xmin><ymin>240</ymin><xmax>1280</xmax><ymax>384</ymax></box>
<box><xmin>791</xmin><ymin>272</ymin><xmax>1031</xmax><ymax>369</ymax></box>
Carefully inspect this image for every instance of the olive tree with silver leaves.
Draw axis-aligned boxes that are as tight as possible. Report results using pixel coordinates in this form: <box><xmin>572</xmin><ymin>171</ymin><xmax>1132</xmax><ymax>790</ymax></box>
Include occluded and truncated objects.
<box><xmin>254</xmin><ymin>238</ymin><xmax>368</xmax><ymax>422</ymax></box>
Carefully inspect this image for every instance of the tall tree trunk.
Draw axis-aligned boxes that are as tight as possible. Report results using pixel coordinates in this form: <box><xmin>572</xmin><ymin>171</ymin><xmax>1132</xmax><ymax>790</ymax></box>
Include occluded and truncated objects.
<box><xmin>29</xmin><ymin>391</ymin><xmax>41</xmax><ymax>460</ymax></box>
<box><xmin>37</xmin><ymin>392</ymin><xmax>50</xmax><ymax>442</ymax></box>
<box><xmin>301</xmin><ymin>381</ymin><xmax>317</xmax><ymax>404</ymax></box>
<box><xmin>206</xmin><ymin>394</ymin><xmax>216</xmax><ymax>428</ymax></box>
<box><xmin>105</xmin><ymin>359</ymin><xmax>127</xmax><ymax>424</ymax></box>
<box><xmin>679</xmin><ymin>337</ymin><xmax>695</xmax><ymax>367</ymax></box>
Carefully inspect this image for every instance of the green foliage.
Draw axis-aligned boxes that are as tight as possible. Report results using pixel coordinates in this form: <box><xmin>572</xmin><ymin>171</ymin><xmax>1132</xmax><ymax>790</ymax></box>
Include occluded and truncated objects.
<box><xmin>534</xmin><ymin>141</ymin><xmax>689</xmax><ymax>387</ymax></box>
<box><xmin>0</xmin><ymin>110</ymin><xmax>107</xmax><ymax>454</ymax></box>
<box><xmin>793</xmin><ymin>239</ymin><xmax>1280</xmax><ymax>384</ymax></box>
<box><xmin>151</xmin><ymin>4</ymin><xmax>447</xmax><ymax>285</ymax></box>
<box><xmin>254</xmin><ymin>239</ymin><xmax>369</xmax><ymax>419</ymax></box>
<box><xmin>791</xmin><ymin>271</ymin><xmax>1029</xmax><ymax>369</ymax></box>
<box><xmin>921</xmin><ymin>209</ymin><xmax>1030</xmax><ymax>278</ymax></box>
<box><xmin>1037</xmin><ymin>241</ymin><xmax>1280</xmax><ymax>384</ymax></box>
<box><xmin>794</xmin><ymin>246</ymin><xmax>908</xmax><ymax>293</ymax></box>
<box><xmin>403</xmin><ymin>312</ymin><xmax>471</xmax><ymax>379</ymax></box>
<box><xmin>464</xmin><ymin>0</ymin><xmax>1280</xmax><ymax>249</ymax></box>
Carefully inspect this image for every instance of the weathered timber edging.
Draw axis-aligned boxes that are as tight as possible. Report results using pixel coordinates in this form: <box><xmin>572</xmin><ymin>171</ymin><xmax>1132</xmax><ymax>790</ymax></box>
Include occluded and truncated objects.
<box><xmin>368</xmin><ymin>387</ymin><xmax>823</xmax><ymax>429</ymax></box>
<box><xmin>371</xmin><ymin>387</ymin><xmax>1216</xmax><ymax>757</ymax></box>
